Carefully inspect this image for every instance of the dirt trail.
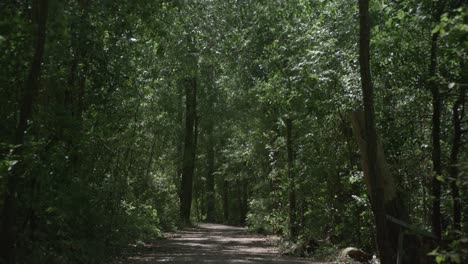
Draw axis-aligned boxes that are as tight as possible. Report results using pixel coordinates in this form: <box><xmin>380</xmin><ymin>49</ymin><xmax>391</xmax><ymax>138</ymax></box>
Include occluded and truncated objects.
<box><xmin>117</xmin><ymin>223</ymin><xmax>327</xmax><ymax>263</ymax></box>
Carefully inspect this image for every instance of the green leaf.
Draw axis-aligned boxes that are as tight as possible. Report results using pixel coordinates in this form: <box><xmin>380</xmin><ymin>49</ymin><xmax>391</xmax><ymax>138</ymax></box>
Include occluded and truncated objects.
<box><xmin>0</xmin><ymin>160</ymin><xmax>8</xmax><ymax>171</ymax></box>
<box><xmin>436</xmin><ymin>176</ymin><xmax>445</xmax><ymax>183</ymax></box>
<box><xmin>309</xmin><ymin>73</ymin><xmax>319</xmax><ymax>80</ymax></box>
<box><xmin>397</xmin><ymin>10</ymin><xmax>405</xmax><ymax>20</ymax></box>
<box><xmin>385</xmin><ymin>18</ymin><xmax>393</xmax><ymax>27</ymax></box>
<box><xmin>435</xmin><ymin>255</ymin><xmax>445</xmax><ymax>264</ymax></box>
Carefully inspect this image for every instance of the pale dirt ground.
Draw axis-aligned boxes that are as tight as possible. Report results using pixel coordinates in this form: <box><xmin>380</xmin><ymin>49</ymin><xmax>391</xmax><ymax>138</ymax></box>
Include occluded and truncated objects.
<box><xmin>114</xmin><ymin>223</ymin><xmax>330</xmax><ymax>264</ymax></box>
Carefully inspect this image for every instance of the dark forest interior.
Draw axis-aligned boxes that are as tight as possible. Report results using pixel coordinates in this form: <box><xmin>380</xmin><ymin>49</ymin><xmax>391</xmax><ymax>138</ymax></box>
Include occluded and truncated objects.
<box><xmin>0</xmin><ymin>0</ymin><xmax>467</xmax><ymax>263</ymax></box>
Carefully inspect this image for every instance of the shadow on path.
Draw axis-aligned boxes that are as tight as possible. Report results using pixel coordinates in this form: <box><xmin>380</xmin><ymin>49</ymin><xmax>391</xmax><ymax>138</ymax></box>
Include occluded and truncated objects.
<box><xmin>115</xmin><ymin>223</ymin><xmax>326</xmax><ymax>263</ymax></box>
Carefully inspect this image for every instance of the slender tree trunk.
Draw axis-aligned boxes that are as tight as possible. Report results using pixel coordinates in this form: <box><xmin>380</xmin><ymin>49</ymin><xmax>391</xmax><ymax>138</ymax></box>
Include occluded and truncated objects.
<box><xmin>286</xmin><ymin>118</ymin><xmax>298</xmax><ymax>240</ymax></box>
<box><xmin>175</xmin><ymin>86</ymin><xmax>185</xmax><ymax>196</ymax></box>
<box><xmin>206</xmin><ymin>125</ymin><xmax>216</xmax><ymax>222</ymax></box>
<box><xmin>223</xmin><ymin>179</ymin><xmax>229</xmax><ymax>222</ymax></box>
<box><xmin>423</xmin><ymin>170</ymin><xmax>428</xmax><ymax>224</ymax></box>
<box><xmin>269</xmin><ymin>128</ymin><xmax>280</xmax><ymax>225</ymax></box>
<box><xmin>0</xmin><ymin>1</ymin><xmax>48</xmax><ymax>263</ymax></box>
<box><xmin>429</xmin><ymin>4</ymin><xmax>443</xmax><ymax>240</ymax></box>
<box><xmin>235</xmin><ymin>179</ymin><xmax>243</xmax><ymax>224</ymax></box>
<box><xmin>180</xmin><ymin>77</ymin><xmax>197</xmax><ymax>225</ymax></box>
<box><xmin>430</xmin><ymin>53</ymin><xmax>442</xmax><ymax>240</ymax></box>
<box><xmin>450</xmin><ymin>84</ymin><xmax>465</xmax><ymax>232</ymax></box>
<box><xmin>204</xmin><ymin>64</ymin><xmax>216</xmax><ymax>222</ymax></box>
<box><xmin>358</xmin><ymin>1</ymin><xmax>392</xmax><ymax>263</ymax></box>
<box><xmin>447</xmin><ymin>0</ymin><xmax>466</xmax><ymax>235</ymax></box>
<box><xmin>244</xmin><ymin>179</ymin><xmax>249</xmax><ymax>223</ymax></box>
<box><xmin>237</xmin><ymin>178</ymin><xmax>248</xmax><ymax>225</ymax></box>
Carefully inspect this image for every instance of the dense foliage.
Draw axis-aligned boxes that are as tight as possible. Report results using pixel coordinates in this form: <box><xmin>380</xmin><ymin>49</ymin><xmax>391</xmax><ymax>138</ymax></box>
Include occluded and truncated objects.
<box><xmin>0</xmin><ymin>0</ymin><xmax>466</xmax><ymax>263</ymax></box>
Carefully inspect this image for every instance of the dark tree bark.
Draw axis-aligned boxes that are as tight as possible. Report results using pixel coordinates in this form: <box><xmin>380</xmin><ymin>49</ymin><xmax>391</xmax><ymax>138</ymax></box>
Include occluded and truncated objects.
<box><xmin>429</xmin><ymin>1</ymin><xmax>445</xmax><ymax>241</ymax></box>
<box><xmin>286</xmin><ymin>118</ymin><xmax>298</xmax><ymax>241</ymax></box>
<box><xmin>175</xmin><ymin>86</ymin><xmax>185</xmax><ymax>198</ymax></box>
<box><xmin>204</xmin><ymin>64</ymin><xmax>216</xmax><ymax>223</ymax></box>
<box><xmin>179</xmin><ymin>77</ymin><xmax>197</xmax><ymax>225</ymax></box>
<box><xmin>243</xmin><ymin>179</ymin><xmax>248</xmax><ymax>224</ymax></box>
<box><xmin>238</xmin><ymin>178</ymin><xmax>248</xmax><ymax>225</ymax></box>
<box><xmin>450</xmin><ymin>84</ymin><xmax>465</xmax><ymax>232</ymax></box>
<box><xmin>357</xmin><ymin>0</ymin><xmax>392</xmax><ymax>263</ymax></box>
<box><xmin>429</xmin><ymin>36</ymin><xmax>442</xmax><ymax>241</ymax></box>
<box><xmin>205</xmin><ymin>124</ymin><xmax>216</xmax><ymax>222</ymax></box>
<box><xmin>223</xmin><ymin>179</ymin><xmax>229</xmax><ymax>222</ymax></box>
<box><xmin>447</xmin><ymin>0</ymin><xmax>467</xmax><ymax>237</ymax></box>
<box><xmin>352</xmin><ymin>112</ymin><xmax>407</xmax><ymax>261</ymax></box>
<box><xmin>0</xmin><ymin>1</ymin><xmax>49</xmax><ymax>263</ymax></box>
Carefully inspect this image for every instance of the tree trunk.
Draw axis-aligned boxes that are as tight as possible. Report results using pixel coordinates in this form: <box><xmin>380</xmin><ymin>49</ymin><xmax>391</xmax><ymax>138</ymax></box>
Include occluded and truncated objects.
<box><xmin>175</xmin><ymin>86</ymin><xmax>185</xmax><ymax>197</ymax></box>
<box><xmin>0</xmin><ymin>1</ymin><xmax>48</xmax><ymax>263</ymax></box>
<box><xmin>429</xmin><ymin>9</ymin><xmax>443</xmax><ymax>242</ymax></box>
<box><xmin>286</xmin><ymin>118</ymin><xmax>298</xmax><ymax>240</ymax></box>
<box><xmin>179</xmin><ymin>77</ymin><xmax>197</xmax><ymax>225</ymax></box>
<box><xmin>450</xmin><ymin>84</ymin><xmax>465</xmax><ymax>232</ymax></box>
<box><xmin>204</xmin><ymin>64</ymin><xmax>216</xmax><ymax>223</ymax></box>
<box><xmin>269</xmin><ymin>128</ymin><xmax>281</xmax><ymax>233</ymax></box>
<box><xmin>236</xmin><ymin>179</ymin><xmax>241</xmax><ymax>222</ymax></box>
<box><xmin>429</xmin><ymin>54</ymin><xmax>442</xmax><ymax>241</ymax></box>
<box><xmin>223</xmin><ymin>179</ymin><xmax>229</xmax><ymax>222</ymax></box>
<box><xmin>352</xmin><ymin>112</ymin><xmax>407</xmax><ymax>260</ymax></box>
<box><xmin>357</xmin><ymin>1</ymin><xmax>392</xmax><ymax>263</ymax></box>
<box><xmin>205</xmin><ymin>126</ymin><xmax>216</xmax><ymax>222</ymax></box>
<box><xmin>243</xmin><ymin>179</ymin><xmax>248</xmax><ymax>223</ymax></box>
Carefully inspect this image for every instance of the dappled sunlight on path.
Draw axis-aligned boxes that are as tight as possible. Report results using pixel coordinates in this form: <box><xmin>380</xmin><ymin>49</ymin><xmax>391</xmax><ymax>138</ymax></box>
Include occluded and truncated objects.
<box><xmin>115</xmin><ymin>223</ymin><xmax>327</xmax><ymax>263</ymax></box>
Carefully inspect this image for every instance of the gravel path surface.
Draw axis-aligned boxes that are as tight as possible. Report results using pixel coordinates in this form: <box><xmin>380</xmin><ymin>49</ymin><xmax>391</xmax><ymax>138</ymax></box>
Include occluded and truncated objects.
<box><xmin>117</xmin><ymin>223</ymin><xmax>327</xmax><ymax>263</ymax></box>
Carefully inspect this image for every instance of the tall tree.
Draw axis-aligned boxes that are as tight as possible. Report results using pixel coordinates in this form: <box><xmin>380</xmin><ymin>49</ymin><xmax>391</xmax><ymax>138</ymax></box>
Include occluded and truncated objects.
<box><xmin>286</xmin><ymin>118</ymin><xmax>298</xmax><ymax>240</ymax></box>
<box><xmin>357</xmin><ymin>0</ymin><xmax>392</xmax><ymax>263</ymax></box>
<box><xmin>429</xmin><ymin>0</ymin><xmax>445</xmax><ymax>241</ymax></box>
<box><xmin>180</xmin><ymin>77</ymin><xmax>198</xmax><ymax>225</ymax></box>
<box><xmin>204</xmin><ymin>64</ymin><xmax>216</xmax><ymax>223</ymax></box>
<box><xmin>0</xmin><ymin>1</ymin><xmax>49</xmax><ymax>263</ymax></box>
<box><xmin>205</xmin><ymin>125</ymin><xmax>215</xmax><ymax>222</ymax></box>
<box><xmin>450</xmin><ymin>83</ymin><xmax>465</xmax><ymax>232</ymax></box>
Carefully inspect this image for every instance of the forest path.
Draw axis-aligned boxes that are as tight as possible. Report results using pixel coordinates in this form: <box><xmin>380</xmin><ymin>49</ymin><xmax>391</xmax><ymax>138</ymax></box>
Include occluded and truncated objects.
<box><xmin>116</xmin><ymin>223</ymin><xmax>327</xmax><ymax>263</ymax></box>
